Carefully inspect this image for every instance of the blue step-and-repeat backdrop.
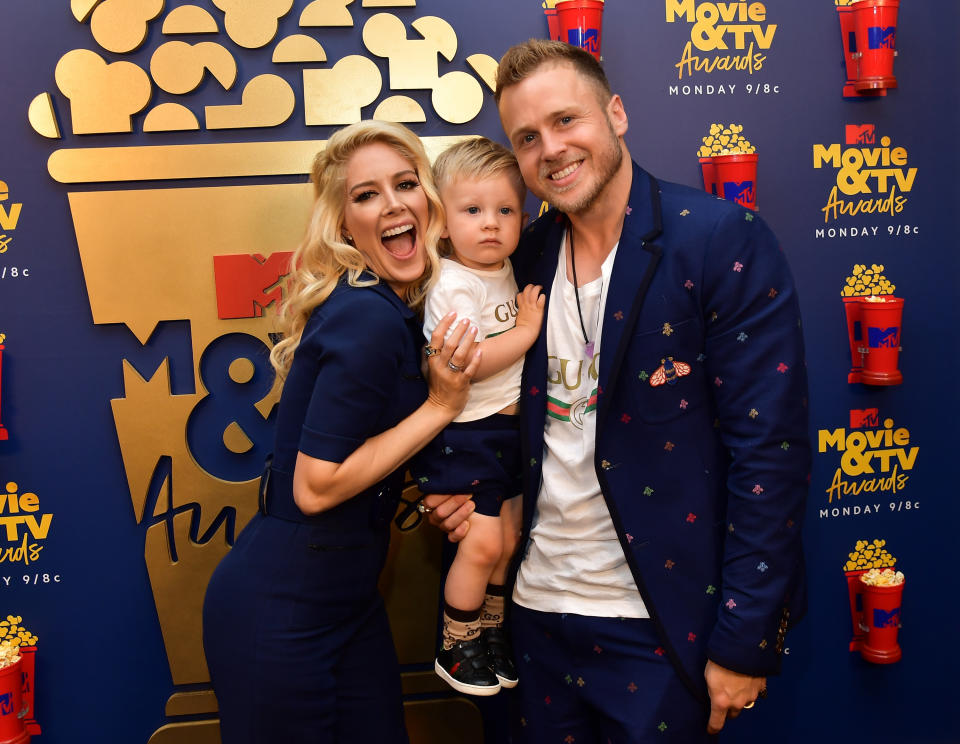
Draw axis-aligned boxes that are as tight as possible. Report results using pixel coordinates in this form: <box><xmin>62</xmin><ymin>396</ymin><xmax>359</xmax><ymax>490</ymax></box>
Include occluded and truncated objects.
<box><xmin>0</xmin><ymin>1</ymin><xmax>957</xmax><ymax>742</ymax></box>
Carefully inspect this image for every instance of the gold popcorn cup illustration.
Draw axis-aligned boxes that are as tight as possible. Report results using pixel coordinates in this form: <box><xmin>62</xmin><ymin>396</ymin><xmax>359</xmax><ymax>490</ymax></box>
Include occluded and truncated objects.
<box><xmin>48</xmin><ymin>136</ymin><xmax>474</xmax><ymax>744</ymax></box>
<box><xmin>33</xmin><ymin>5</ymin><xmax>500</xmax><ymax>739</ymax></box>
<box><xmin>51</xmin><ymin>143</ymin><xmax>322</xmax><ymax>731</ymax></box>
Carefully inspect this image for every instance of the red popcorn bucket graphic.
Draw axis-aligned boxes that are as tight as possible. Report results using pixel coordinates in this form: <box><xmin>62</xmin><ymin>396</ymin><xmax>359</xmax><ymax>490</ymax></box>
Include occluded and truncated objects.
<box><xmin>842</xmin><ymin>296</ymin><xmax>866</xmax><ymax>384</ymax></box>
<box><xmin>556</xmin><ymin>0</ymin><xmax>604</xmax><ymax>60</ymax></box>
<box><xmin>0</xmin><ymin>340</ymin><xmax>7</xmax><ymax>441</ymax></box>
<box><xmin>837</xmin><ymin>7</ymin><xmax>859</xmax><ymax>85</ymax></box>
<box><xmin>859</xmin><ymin>296</ymin><xmax>903</xmax><ymax>386</ymax></box>
<box><xmin>544</xmin><ymin>7</ymin><xmax>561</xmax><ymax>41</ymax></box>
<box><xmin>17</xmin><ymin>648</ymin><xmax>37</xmax><ymax>737</ymax></box>
<box><xmin>0</xmin><ymin>658</ymin><xmax>28</xmax><ymax>744</ymax></box>
<box><xmin>852</xmin><ymin>0</ymin><xmax>899</xmax><ymax>92</ymax></box>
<box><xmin>844</xmin><ymin>569</ymin><xmax>869</xmax><ymax>651</ymax></box>
<box><xmin>836</xmin><ymin>7</ymin><xmax>884</xmax><ymax>98</ymax></box>
<box><xmin>860</xmin><ymin>577</ymin><xmax>904</xmax><ymax>664</ymax></box>
<box><xmin>699</xmin><ymin>157</ymin><xmax>717</xmax><ymax>196</ymax></box>
<box><xmin>713</xmin><ymin>152</ymin><xmax>757</xmax><ymax>210</ymax></box>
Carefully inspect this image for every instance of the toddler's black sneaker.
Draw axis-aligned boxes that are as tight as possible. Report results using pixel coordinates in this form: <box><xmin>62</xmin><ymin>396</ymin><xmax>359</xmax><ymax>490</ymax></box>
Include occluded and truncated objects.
<box><xmin>435</xmin><ymin>637</ymin><xmax>501</xmax><ymax>696</ymax></box>
<box><xmin>483</xmin><ymin>627</ymin><xmax>519</xmax><ymax>688</ymax></box>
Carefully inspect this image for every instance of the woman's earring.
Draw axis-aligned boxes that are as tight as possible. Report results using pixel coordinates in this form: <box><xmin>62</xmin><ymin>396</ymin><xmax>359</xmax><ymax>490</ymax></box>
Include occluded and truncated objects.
<box><xmin>342</xmin><ymin>232</ymin><xmax>353</xmax><ymax>244</ymax></box>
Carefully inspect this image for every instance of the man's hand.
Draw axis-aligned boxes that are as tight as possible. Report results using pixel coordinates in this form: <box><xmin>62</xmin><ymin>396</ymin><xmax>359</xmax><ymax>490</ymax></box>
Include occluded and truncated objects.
<box><xmin>422</xmin><ymin>493</ymin><xmax>475</xmax><ymax>542</ymax></box>
<box><xmin>704</xmin><ymin>660</ymin><xmax>766</xmax><ymax>734</ymax></box>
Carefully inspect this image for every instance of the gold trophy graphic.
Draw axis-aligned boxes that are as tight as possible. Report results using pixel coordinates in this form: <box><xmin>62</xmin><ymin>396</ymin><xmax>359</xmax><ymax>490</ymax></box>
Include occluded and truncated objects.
<box><xmin>29</xmin><ymin>2</ymin><xmax>498</xmax><ymax>741</ymax></box>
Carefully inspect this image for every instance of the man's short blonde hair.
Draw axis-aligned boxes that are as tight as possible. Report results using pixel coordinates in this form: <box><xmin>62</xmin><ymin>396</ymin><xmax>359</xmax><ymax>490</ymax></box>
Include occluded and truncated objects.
<box><xmin>494</xmin><ymin>38</ymin><xmax>612</xmax><ymax>105</ymax></box>
<box><xmin>433</xmin><ymin>137</ymin><xmax>526</xmax><ymax>257</ymax></box>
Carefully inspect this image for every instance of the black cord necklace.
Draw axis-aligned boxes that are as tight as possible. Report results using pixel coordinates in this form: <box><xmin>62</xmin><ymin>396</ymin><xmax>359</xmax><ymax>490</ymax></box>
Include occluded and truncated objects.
<box><xmin>568</xmin><ymin>223</ymin><xmax>596</xmax><ymax>359</ymax></box>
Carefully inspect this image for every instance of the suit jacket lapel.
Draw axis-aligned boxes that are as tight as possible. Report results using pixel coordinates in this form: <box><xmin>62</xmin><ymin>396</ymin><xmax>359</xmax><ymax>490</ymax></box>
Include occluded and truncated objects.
<box><xmin>518</xmin><ymin>213</ymin><xmax>565</xmax><ymax>531</ymax></box>
<box><xmin>596</xmin><ymin>165</ymin><xmax>664</xmax><ymax>429</ymax></box>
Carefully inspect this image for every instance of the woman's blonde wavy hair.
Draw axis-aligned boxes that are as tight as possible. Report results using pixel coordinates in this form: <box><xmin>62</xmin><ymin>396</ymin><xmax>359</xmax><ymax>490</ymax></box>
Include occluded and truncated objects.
<box><xmin>270</xmin><ymin>121</ymin><xmax>445</xmax><ymax>379</ymax></box>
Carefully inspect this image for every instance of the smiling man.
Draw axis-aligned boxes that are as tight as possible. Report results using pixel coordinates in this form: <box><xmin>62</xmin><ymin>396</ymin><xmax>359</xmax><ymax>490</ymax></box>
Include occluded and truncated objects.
<box><xmin>426</xmin><ymin>39</ymin><xmax>810</xmax><ymax>743</ymax></box>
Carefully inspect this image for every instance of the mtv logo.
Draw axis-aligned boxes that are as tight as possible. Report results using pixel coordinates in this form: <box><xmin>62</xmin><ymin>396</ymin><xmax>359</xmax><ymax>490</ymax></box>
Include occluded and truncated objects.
<box><xmin>845</xmin><ymin>124</ymin><xmax>875</xmax><ymax>145</ymax></box>
<box><xmin>873</xmin><ymin>606</ymin><xmax>901</xmax><ymax>629</ymax></box>
<box><xmin>850</xmin><ymin>408</ymin><xmax>880</xmax><ymax>428</ymax></box>
<box><xmin>0</xmin><ymin>692</ymin><xmax>10</xmax><ymax>715</ymax></box>
<box><xmin>868</xmin><ymin>326</ymin><xmax>899</xmax><ymax>348</ymax></box>
<box><xmin>568</xmin><ymin>28</ymin><xmax>600</xmax><ymax>55</ymax></box>
<box><xmin>722</xmin><ymin>181</ymin><xmax>754</xmax><ymax>206</ymax></box>
<box><xmin>868</xmin><ymin>26</ymin><xmax>896</xmax><ymax>49</ymax></box>
<box><xmin>213</xmin><ymin>252</ymin><xmax>293</xmax><ymax>320</ymax></box>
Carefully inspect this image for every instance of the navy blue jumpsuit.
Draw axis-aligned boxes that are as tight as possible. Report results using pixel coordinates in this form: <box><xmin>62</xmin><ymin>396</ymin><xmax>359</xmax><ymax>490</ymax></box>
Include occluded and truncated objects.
<box><xmin>203</xmin><ymin>275</ymin><xmax>426</xmax><ymax>744</ymax></box>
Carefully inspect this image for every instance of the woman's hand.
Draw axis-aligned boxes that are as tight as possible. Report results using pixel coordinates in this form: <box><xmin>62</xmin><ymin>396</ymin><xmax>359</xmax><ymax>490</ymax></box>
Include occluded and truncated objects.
<box><xmin>292</xmin><ymin>316</ymin><xmax>480</xmax><ymax>517</ymax></box>
<box><xmin>424</xmin><ymin>312</ymin><xmax>481</xmax><ymax>417</ymax></box>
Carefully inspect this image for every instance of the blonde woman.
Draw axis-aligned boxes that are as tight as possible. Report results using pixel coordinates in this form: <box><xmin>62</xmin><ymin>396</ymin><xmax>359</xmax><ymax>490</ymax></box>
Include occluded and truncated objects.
<box><xmin>203</xmin><ymin>121</ymin><xmax>480</xmax><ymax>744</ymax></box>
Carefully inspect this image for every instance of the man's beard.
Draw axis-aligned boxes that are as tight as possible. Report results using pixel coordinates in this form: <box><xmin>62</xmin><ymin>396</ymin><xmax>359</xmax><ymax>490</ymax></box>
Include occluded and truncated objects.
<box><xmin>547</xmin><ymin>122</ymin><xmax>624</xmax><ymax>216</ymax></box>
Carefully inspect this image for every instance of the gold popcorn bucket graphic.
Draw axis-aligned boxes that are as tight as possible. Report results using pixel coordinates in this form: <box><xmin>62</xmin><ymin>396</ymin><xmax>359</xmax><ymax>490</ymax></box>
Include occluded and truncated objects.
<box><xmin>50</xmin><ymin>138</ymin><xmax>479</xmax><ymax>744</ymax></box>
<box><xmin>34</xmin><ymin>5</ymin><xmax>500</xmax><ymax>738</ymax></box>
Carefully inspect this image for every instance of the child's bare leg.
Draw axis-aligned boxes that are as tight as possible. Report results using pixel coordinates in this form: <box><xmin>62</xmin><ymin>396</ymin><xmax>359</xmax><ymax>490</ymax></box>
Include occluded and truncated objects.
<box><xmin>442</xmin><ymin>513</ymin><xmax>503</xmax><ymax>647</ymax></box>
<box><xmin>436</xmin><ymin>512</ymin><xmax>504</xmax><ymax>695</ymax></box>
<box><xmin>489</xmin><ymin>495</ymin><xmax>522</xmax><ymax>586</ymax></box>
<box><xmin>480</xmin><ymin>496</ymin><xmax>522</xmax><ymax>688</ymax></box>
<box><xmin>482</xmin><ymin>497</ymin><xmax>522</xmax><ymax>628</ymax></box>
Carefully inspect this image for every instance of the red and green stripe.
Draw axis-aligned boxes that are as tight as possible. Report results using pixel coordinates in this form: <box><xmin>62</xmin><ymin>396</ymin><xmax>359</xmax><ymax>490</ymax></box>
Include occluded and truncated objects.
<box><xmin>546</xmin><ymin>388</ymin><xmax>598</xmax><ymax>422</ymax></box>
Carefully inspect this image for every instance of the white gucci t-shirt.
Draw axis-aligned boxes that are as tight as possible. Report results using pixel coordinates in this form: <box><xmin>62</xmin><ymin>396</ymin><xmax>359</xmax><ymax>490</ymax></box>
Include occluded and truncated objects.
<box><xmin>514</xmin><ymin>235</ymin><xmax>648</xmax><ymax>617</ymax></box>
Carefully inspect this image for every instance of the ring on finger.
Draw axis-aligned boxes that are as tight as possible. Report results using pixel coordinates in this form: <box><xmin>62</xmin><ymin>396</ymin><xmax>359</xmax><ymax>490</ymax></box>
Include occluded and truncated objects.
<box><xmin>447</xmin><ymin>361</ymin><xmax>463</xmax><ymax>372</ymax></box>
<box><xmin>416</xmin><ymin>501</ymin><xmax>434</xmax><ymax>514</ymax></box>
<box><xmin>424</xmin><ymin>346</ymin><xmax>440</xmax><ymax>357</ymax></box>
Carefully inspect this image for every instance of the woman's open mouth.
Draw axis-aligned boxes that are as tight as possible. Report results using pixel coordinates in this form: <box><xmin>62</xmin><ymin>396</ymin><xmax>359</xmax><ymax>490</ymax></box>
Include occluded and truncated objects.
<box><xmin>381</xmin><ymin>223</ymin><xmax>417</xmax><ymax>258</ymax></box>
